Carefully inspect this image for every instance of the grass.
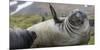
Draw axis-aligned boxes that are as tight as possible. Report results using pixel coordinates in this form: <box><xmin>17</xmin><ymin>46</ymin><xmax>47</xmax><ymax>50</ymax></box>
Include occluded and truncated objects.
<box><xmin>10</xmin><ymin>15</ymin><xmax>52</xmax><ymax>29</ymax></box>
<box><xmin>88</xmin><ymin>36</ymin><xmax>94</xmax><ymax>45</ymax></box>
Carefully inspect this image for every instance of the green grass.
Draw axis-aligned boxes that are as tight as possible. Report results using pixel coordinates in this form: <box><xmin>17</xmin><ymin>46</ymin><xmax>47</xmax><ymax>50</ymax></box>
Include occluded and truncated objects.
<box><xmin>88</xmin><ymin>35</ymin><xmax>95</xmax><ymax>45</ymax></box>
<box><xmin>10</xmin><ymin>15</ymin><xmax>52</xmax><ymax>29</ymax></box>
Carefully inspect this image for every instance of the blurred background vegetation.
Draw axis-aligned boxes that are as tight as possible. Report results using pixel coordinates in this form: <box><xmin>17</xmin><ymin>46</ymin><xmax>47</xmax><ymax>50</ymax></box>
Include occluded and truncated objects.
<box><xmin>10</xmin><ymin>15</ymin><xmax>52</xmax><ymax>29</ymax></box>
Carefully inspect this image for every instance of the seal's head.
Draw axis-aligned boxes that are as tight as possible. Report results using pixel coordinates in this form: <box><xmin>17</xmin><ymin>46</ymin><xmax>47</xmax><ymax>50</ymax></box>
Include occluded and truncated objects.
<box><xmin>68</xmin><ymin>9</ymin><xmax>87</xmax><ymax>26</ymax></box>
